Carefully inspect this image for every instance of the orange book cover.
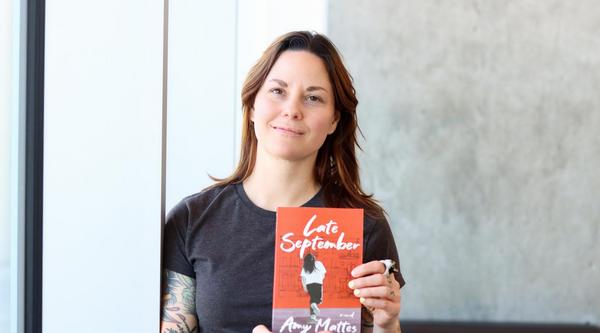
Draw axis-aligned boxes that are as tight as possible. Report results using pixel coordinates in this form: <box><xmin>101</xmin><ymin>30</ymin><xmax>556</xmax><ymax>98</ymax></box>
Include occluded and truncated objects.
<box><xmin>272</xmin><ymin>207</ymin><xmax>363</xmax><ymax>333</ymax></box>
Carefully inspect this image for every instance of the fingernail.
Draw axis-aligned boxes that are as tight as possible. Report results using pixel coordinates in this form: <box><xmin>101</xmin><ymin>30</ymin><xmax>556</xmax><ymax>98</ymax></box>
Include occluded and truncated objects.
<box><xmin>360</xmin><ymin>297</ymin><xmax>366</xmax><ymax>304</ymax></box>
<box><xmin>348</xmin><ymin>281</ymin><xmax>354</xmax><ymax>289</ymax></box>
<box><xmin>353</xmin><ymin>289</ymin><xmax>360</xmax><ymax>296</ymax></box>
<box><xmin>351</xmin><ymin>269</ymin><xmax>358</xmax><ymax>277</ymax></box>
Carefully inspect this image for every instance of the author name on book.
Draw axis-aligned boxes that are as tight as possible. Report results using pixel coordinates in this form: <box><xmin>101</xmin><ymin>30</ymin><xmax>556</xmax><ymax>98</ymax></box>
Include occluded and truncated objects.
<box><xmin>280</xmin><ymin>316</ymin><xmax>359</xmax><ymax>333</ymax></box>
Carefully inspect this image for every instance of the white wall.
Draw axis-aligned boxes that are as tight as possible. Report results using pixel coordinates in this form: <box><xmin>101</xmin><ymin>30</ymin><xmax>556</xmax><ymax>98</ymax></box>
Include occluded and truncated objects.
<box><xmin>41</xmin><ymin>1</ymin><xmax>330</xmax><ymax>331</ymax></box>
<box><xmin>1</xmin><ymin>1</ymin><xmax>26</xmax><ymax>332</ymax></box>
<box><xmin>0</xmin><ymin>0</ymin><xmax>14</xmax><ymax>330</ymax></box>
<box><xmin>44</xmin><ymin>1</ymin><xmax>164</xmax><ymax>332</ymax></box>
<box><xmin>165</xmin><ymin>0</ymin><xmax>237</xmax><ymax>211</ymax></box>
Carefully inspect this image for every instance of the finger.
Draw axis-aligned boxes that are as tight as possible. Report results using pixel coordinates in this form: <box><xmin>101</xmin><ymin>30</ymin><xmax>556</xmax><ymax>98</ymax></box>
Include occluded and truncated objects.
<box><xmin>348</xmin><ymin>273</ymin><xmax>388</xmax><ymax>289</ymax></box>
<box><xmin>252</xmin><ymin>325</ymin><xmax>271</xmax><ymax>333</ymax></box>
<box><xmin>351</xmin><ymin>260</ymin><xmax>387</xmax><ymax>278</ymax></box>
<box><xmin>349</xmin><ymin>270</ymin><xmax>400</xmax><ymax>289</ymax></box>
<box><xmin>359</xmin><ymin>296</ymin><xmax>400</xmax><ymax>317</ymax></box>
<box><xmin>353</xmin><ymin>286</ymin><xmax>401</xmax><ymax>301</ymax></box>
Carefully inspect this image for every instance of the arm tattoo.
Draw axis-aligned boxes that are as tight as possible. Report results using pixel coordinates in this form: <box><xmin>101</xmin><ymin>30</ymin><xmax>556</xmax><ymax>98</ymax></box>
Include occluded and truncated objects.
<box><xmin>163</xmin><ymin>315</ymin><xmax>197</xmax><ymax>333</ymax></box>
<box><xmin>161</xmin><ymin>269</ymin><xmax>198</xmax><ymax>332</ymax></box>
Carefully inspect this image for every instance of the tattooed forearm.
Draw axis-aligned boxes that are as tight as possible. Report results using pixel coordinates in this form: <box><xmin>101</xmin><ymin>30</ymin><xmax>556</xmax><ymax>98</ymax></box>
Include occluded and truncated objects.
<box><xmin>163</xmin><ymin>314</ymin><xmax>198</xmax><ymax>333</ymax></box>
<box><xmin>161</xmin><ymin>269</ymin><xmax>198</xmax><ymax>332</ymax></box>
<box><xmin>162</xmin><ymin>270</ymin><xmax>197</xmax><ymax>315</ymax></box>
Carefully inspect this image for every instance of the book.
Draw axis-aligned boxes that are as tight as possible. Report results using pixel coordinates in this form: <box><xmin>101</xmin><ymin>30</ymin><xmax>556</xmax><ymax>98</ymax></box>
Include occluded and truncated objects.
<box><xmin>272</xmin><ymin>207</ymin><xmax>363</xmax><ymax>333</ymax></box>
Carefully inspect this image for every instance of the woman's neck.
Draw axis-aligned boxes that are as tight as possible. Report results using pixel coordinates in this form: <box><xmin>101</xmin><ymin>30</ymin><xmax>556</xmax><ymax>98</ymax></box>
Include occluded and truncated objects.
<box><xmin>243</xmin><ymin>149</ymin><xmax>320</xmax><ymax>212</ymax></box>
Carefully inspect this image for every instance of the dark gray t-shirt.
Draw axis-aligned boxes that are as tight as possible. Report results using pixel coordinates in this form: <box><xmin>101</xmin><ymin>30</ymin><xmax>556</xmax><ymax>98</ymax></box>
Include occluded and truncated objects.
<box><xmin>163</xmin><ymin>183</ymin><xmax>405</xmax><ymax>332</ymax></box>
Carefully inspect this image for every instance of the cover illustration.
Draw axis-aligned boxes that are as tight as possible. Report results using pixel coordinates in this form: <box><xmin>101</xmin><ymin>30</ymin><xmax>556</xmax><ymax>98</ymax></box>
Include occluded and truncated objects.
<box><xmin>272</xmin><ymin>207</ymin><xmax>363</xmax><ymax>333</ymax></box>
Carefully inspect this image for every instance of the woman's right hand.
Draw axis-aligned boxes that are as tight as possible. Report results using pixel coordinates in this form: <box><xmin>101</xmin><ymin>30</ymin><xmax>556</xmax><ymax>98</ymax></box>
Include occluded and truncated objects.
<box><xmin>253</xmin><ymin>325</ymin><xmax>332</xmax><ymax>333</ymax></box>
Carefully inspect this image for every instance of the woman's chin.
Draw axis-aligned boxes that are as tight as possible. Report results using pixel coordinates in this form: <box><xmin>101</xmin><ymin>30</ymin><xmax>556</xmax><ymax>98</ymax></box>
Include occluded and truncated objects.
<box><xmin>266</xmin><ymin>148</ymin><xmax>315</xmax><ymax>163</ymax></box>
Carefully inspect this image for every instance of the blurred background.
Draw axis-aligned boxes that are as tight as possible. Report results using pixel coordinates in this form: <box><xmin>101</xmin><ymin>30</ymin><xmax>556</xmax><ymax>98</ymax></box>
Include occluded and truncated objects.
<box><xmin>1</xmin><ymin>0</ymin><xmax>599</xmax><ymax>332</ymax></box>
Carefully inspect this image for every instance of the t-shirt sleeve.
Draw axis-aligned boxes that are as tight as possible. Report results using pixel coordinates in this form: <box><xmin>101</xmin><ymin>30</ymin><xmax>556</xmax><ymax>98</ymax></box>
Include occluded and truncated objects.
<box><xmin>162</xmin><ymin>199</ymin><xmax>195</xmax><ymax>278</ymax></box>
<box><xmin>363</xmin><ymin>216</ymin><xmax>406</xmax><ymax>288</ymax></box>
<box><xmin>317</xmin><ymin>261</ymin><xmax>327</xmax><ymax>274</ymax></box>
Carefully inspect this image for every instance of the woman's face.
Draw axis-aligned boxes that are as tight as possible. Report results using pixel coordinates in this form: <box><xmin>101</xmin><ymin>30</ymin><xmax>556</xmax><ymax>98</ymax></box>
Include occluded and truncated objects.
<box><xmin>251</xmin><ymin>50</ymin><xmax>338</xmax><ymax>163</ymax></box>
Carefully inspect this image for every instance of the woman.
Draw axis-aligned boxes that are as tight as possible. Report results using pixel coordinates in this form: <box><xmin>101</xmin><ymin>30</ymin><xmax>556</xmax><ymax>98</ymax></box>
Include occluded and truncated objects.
<box><xmin>301</xmin><ymin>253</ymin><xmax>327</xmax><ymax>323</ymax></box>
<box><xmin>161</xmin><ymin>31</ymin><xmax>405</xmax><ymax>333</ymax></box>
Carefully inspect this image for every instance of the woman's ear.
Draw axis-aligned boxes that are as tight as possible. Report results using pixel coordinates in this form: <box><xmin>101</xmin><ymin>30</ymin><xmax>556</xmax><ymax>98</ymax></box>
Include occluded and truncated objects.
<box><xmin>250</xmin><ymin>107</ymin><xmax>255</xmax><ymax>122</ymax></box>
<box><xmin>328</xmin><ymin>112</ymin><xmax>340</xmax><ymax>135</ymax></box>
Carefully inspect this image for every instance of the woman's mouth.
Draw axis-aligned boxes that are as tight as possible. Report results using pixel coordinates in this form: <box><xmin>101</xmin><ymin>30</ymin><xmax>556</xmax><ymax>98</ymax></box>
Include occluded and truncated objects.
<box><xmin>271</xmin><ymin>125</ymin><xmax>304</xmax><ymax>136</ymax></box>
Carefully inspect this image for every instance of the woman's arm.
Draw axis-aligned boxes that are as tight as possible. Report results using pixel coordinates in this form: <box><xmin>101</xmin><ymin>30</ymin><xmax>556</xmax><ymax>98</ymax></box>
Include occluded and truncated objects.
<box><xmin>160</xmin><ymin>269</ymin><xmax>198</xmax><ymax>333</ymax></box>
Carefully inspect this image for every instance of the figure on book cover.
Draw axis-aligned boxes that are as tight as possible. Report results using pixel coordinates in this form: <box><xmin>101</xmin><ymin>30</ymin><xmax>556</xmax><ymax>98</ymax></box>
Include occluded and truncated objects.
<box><xmin>300</xmin><ymin>253</ymin><xmax>327</xmax><ymax>323</ymax></box>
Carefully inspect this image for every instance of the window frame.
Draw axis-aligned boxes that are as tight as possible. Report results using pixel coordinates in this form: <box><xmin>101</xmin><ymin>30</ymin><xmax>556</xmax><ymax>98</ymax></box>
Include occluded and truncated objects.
<box><xmin>24</xmin><ymin>0</ymin><xmax>44</xmax><ymax>332</ymax></box>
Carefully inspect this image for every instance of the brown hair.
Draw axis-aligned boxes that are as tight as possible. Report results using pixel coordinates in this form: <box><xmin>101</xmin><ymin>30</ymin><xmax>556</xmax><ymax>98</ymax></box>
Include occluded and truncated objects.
<box><xmin>212</xmin><ymin>31</ymin><xmax>385</xmax><ymax>219</ymax></box>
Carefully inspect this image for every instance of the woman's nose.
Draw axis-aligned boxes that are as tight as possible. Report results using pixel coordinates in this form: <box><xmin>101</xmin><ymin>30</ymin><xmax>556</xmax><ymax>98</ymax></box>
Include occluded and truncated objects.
<box><xmin>282</xmin><ymin>99</ymin><xmax>303</xmax><ymax>120</ymax></box>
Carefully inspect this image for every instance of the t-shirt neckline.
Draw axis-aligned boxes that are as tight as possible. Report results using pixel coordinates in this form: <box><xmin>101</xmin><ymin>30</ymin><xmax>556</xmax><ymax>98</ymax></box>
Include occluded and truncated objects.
<box><xmin>234</xmin><ymin>182</ymin><xmax>323</xmax><ymax>218</ymax></box>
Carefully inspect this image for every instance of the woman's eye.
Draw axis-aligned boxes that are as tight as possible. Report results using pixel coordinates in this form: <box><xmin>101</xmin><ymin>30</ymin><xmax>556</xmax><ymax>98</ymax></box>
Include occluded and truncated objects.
<box><xmin>270</xmin><ymin>88</ymin><xmax>283</xmax><ymax>95</ymax></box>
<box><xmin>306</xmin><ymin>95</ymin><xmax>323</xmax><ymax>103</ymax></box>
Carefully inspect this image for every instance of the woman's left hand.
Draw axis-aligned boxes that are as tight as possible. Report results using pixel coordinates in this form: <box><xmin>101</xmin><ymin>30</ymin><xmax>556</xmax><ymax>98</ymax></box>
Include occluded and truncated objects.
<box><xmin>348</xmin><ymin>260</ymin><xmax>401</xmax><ymax>332</ymax></box>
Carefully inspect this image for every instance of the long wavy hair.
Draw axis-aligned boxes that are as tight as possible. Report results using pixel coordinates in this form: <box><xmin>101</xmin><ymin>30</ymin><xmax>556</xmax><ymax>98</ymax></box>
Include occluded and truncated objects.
<box><xmin>303</xmin><ymin>253</ymin><xmax>316</xmax><ymax>274</ymax></box>
<box><xmin>212</xmin><ymin>31</ymin><xmax>384</xmax><ymax>219</ymax></box>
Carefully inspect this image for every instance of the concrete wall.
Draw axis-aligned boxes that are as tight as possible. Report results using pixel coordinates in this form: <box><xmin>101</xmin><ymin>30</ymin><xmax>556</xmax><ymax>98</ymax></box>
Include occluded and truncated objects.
<box><xmin>329</xmin><ymin>0</ymin><xmax>600</xmax><ymax>324</ymax></box>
